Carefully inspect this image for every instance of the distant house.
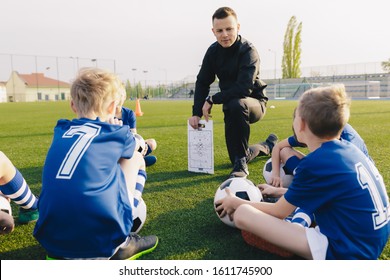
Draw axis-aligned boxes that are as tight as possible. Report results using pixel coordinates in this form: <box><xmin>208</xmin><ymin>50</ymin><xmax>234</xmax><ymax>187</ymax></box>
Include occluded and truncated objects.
<box><xmin>0</xmin><ymin>82</ymin><xmax>6</xmax><ymax>103</ymax></box>
<box><xmin>6</xmin><ymin>71</ymin><xmax>70</xmax><ymax>102</ymax></box>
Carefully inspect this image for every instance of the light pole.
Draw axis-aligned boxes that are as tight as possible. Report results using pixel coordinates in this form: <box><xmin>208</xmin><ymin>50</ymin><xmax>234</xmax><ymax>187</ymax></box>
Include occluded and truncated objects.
<box><xmin>56</xmin><ymin>57</ymin><xmax>60</xmax><ymax>97</ymax></box>
<box><xmin>70</xmin><ymin>56</ymin><xmax>79</xmax><ymax>75</ymax></box>
<box><xmin>35</xmin><ymin>56</ymin><xmax>39</xmax><ymax>96</ymax></box>
<box><xmin>91</xmin><ymin>58</ymin><xmax>98</xmax><ymax>68</ymax></box>
<box><xmin>143</xmin><ymin>70</ymin><xmax>148</xmax><ymax>98</ymax></box>
<box><xmin>132</xmin><ymin>68</ymin><xmax>137</xmax><ymax>99</ymax></box>
<box><xmin>159</xmin><ymin>68</ymin><xmax>168</xmax><ymax>98</ymax></box>
<box><xmin>268</xmin><ymin>49</ymin><xmax>276</xmax><ymax>79</ymax></box>
<box><xmin>159</xmin><ymin>68</ymin><xmax>167</xmax><ymax>85</ymax></box>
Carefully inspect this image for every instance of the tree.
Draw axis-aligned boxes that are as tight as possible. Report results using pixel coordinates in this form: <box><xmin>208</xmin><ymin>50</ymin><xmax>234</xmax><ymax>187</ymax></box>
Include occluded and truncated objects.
<box><xmin>136</xmin><ymin>81</ymin><xmax>143</xmax><ymax>99</ymax></box>
<box><xmin>382</xmin><ymin>59</ymin><xmax>390</xmax><ymax>73</ymax></box>
<box><xmin>282</xmin><ymin>16</ymin><xmax>302</xmax><ymax>79</ymax></box>
<box><xmin>125</xmin><ymin>79</ymin><xmax>132</xmax><ymax>100</ymax></box>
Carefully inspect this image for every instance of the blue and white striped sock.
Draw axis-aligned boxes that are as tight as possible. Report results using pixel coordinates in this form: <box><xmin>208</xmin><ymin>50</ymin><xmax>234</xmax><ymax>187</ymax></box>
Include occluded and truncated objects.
<box><xmin>133</xmin><ymin>170</ymin><xmax>147</xmax><ymax>208</ymax></box>
<box><xmin>285</xmin><ymin>207</ymin><xmax>314</xmax><ymax>228</ymax></box>
<box><xmin>0</xmin><ymin>169</ymin><xmax>38</xmax><ymax>210</ymax></box>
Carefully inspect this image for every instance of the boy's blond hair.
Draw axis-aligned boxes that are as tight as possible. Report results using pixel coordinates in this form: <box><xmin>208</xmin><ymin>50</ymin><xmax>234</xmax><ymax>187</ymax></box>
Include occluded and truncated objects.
<box><xmin>71</xmin><ymin>68</ymin><xmax>125</xmax><ymax>117</ymax></box>
<box><xmin>298</xmin><ymin>84</ymin><xmax>351</xmax><ymax>138</ymax></box>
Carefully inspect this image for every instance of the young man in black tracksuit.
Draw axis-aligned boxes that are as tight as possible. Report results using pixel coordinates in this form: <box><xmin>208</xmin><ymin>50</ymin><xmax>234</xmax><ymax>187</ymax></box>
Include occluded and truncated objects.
<box><xmin>188</xmin><ymin>6</ymin><xmax>277</xmax><ymax>178</ymax></box>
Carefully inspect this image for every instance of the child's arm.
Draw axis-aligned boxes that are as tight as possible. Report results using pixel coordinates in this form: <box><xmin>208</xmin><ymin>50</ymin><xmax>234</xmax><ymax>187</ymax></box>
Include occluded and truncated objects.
<box><xmin>107</xmin><ymin>116</ymin><xmax>123</xmax><ymax>126</ymax></box>
<box><xmin>258</xmin><ymin>183</ymin><xmax>287</xmax><ymax>198</ymax></box>
<box><xmin>216</xmin><ymin>189</ymin><xmax>295</xmax><ymax>221</ymax></box>
<box><xmin>0</xmin><ymin>151</ymin><xmax>17</xmax><ymax>184</ymax></box>
<box><xmin>270</xmin><ymin>138</ymin><xmax>291</xmax><ymax>188</ymax></box>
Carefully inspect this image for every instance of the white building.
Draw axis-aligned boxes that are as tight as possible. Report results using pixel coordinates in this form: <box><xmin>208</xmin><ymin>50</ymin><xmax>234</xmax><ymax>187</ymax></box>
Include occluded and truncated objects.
<box><xmin>6</xmin><ymin>71</ymin><xmax>70</xmax><ymax>102</ymax></box>
<box><xmin>0</xmin><ymin>82</ymin><xmax>6</xmax><ymax>102</ymax></box>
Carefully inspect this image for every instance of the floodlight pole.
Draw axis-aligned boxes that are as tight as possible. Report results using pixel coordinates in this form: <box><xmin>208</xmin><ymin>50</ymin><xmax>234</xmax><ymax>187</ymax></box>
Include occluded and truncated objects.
<box><xmin>132</xmin><ymin>68</ymin><xmax>137</xmax><ymax>99</ymax></box>
<box><xmin>268</xmin><ymin>49</ymin><xmax>277</xmax><ymax>80</ymax></box>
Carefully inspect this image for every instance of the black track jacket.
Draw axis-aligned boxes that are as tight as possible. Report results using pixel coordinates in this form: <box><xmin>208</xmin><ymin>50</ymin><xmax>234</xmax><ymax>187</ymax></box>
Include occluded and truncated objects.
<box><xmin>192</xmin><ymin>35</ymin><xmax>268</xmax><ymax>117</ymax></box>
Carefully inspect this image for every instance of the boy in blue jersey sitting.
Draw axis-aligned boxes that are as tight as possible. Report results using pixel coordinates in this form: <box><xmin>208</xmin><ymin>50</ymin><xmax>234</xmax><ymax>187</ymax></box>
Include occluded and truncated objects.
<box><xmin>33</xmin><ymin>68</ymin><xmax>158</xmax><ymax>260</ymax></box>
<box><xmin>259</xmin><ymin>119</ymin><xmax>374</xmax><ymax>237</ymax></box>
<box><xmin>265</xmin><ymin>115</ymin><xmax>372</xmax><ymax>190</ymax></box>
<box><xmin>216</xmin><ymin>84</ymin><xmax>390</xmax><ymax>259</ymax></box>
<box><xmin>0</xmin><ymin>151</ymin><xmax>39</xmax><ymax>234</ymax></box>
<box><xmin>115</xmin><ymin>91</ymin><xmax>157</xmax><ymax>167</ymax></box>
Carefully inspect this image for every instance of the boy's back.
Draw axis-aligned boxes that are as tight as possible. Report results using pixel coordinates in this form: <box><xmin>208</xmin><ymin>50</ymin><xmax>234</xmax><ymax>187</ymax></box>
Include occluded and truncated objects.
<box><xmin>285</xmin><ymin>140</ymin><xmax>389</xmax><ymax>259</ymax></box>
<box><xmin>34</xmin><ymin>118</ymin><xmax>136</xmax><ymax>258</ymax></box>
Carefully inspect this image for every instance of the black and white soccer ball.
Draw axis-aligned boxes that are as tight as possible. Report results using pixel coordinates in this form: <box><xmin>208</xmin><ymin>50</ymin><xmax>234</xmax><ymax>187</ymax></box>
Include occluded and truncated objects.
<box><xmin>0</xmin><ymin>195</ymin><xmax>14</xmax><ymax>234</ymax></box>
<box><xmin>134</xmin><ymin>133</ymin><xmax>147</xmax><ymax>156</ymax></box>
<box><xmin>214</xmin><ymin>177</ymin><xmax>263</xmax><ymax>228</ymax></box>
<box><xmin>131</xmin><ymin>197</ymin><xmax>147</xmax><ymax>233</ymax></box>
<box><xmin>0</xmin><ymin>195</ymin><xmax>12</xmax><ymax>216</ymax></box>
<box><xmin>263</xmin><ymin>158</ymin><xmax>293</xmax><ymax>188</ymax></box>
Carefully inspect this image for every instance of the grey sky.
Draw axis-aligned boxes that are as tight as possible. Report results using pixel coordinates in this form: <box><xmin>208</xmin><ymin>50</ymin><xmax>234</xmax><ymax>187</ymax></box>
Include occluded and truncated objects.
<box><xmin>1</xmin><ymin>0</ymin><xmax>389</xmax><ymax>83</ymax></box>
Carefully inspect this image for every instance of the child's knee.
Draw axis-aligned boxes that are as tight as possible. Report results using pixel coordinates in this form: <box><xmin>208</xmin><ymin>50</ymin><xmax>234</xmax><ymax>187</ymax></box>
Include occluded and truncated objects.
<box><xmin>234</xmin><ymin>204</ymin><xmax>253</xmax><ymax>228</ymax></box>
<box><xmin>134</xmin><ymin>152</ymin><xmax>146</xmax><ymax>170</ymax></box>
<box><xmin>146</xmin><ymin>139</ymin><xmax>157</xmax><ymax>151</ymax></box>
<box><xmin>0</xmin><ymin>151</ymin><xmax>8</xmax><ymax>168</ymax></box>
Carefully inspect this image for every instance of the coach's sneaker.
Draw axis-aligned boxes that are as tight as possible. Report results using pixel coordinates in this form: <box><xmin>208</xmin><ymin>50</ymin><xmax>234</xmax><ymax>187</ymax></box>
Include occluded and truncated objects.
<box><xmin>0</xmin><ymin>210</ymin><xmax>14</xmax><ymax>235</ymax></box>
<box><xmin>110</xmin><ymin>233</ymin><xmax>158</xmax><ymax>260</ymax></box>
<box><xmin>245</xmin><ymin>148</ymin><xmax>256</xmax><ymax>163</ymax></box>
<box><xmin>144</xmin><ymin>155</ymin><xmax>157</xmax><ymax>167</ymax></box>
<box><xmin>259</xmin><ymin>133</ymin><xmax>278</xmax><ymax>156</ymax></box>
<box><xmin>241</xmin><ymin>230</ymin><xmax>294</xmax><ymax>258</ymax></box>
<box><xmin>18</xmin><ymin>207</ymin><xmax>39</xmax><ymax>224</ymax></box>
<box><xmin>229</xmin><ymin>157</ymin><xmax>249</xmax><ymax>178</ymax></box>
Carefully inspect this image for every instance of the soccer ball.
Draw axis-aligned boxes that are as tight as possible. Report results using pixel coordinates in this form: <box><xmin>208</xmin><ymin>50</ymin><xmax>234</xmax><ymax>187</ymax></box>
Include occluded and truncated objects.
<box><xmin>134</xmin><ymin>133</ymin><xmax>147</xmax><ymax>156</ymax></box>
<box><xmin>131</xmin><ymin>197</ymin><xmax>147</xmax><ymax>233</ymax></box>
<box><xmin>263</xmin><ymin>158</ymin><xmax>293</xmax><ymax>188</ymax></box>
<box><xmin>0</xmin><ymin>195</ymin><xmax>12</xmax><ymax>215</ymax></box>
<box><xmin>0</xmin><ymin>195</ymin><xmax>14</xmax><ymax>234</ymax></box>
<box><xmin>214</xmin><ymin>177</ymin><xmax>263</xmax><ymax>228</ymax></box>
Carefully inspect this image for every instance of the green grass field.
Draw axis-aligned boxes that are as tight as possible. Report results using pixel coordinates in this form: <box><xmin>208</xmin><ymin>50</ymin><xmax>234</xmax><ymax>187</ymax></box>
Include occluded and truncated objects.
<box><xmin>0</xmin><ymin>99</ymin><xmax>389</xmax><ymax>260</ymax></box>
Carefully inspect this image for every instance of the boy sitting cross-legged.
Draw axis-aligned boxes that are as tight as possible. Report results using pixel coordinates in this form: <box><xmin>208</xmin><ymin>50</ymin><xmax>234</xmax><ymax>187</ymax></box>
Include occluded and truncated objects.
<box><xmin>33</xmin><ymin>68</ymin><xmax>158</xmax><ymax>260</ymax></box>
<box><xmin>216</xmin><ymin>84</ymin><xmax>390</xmax><ymax>259</ymax></box>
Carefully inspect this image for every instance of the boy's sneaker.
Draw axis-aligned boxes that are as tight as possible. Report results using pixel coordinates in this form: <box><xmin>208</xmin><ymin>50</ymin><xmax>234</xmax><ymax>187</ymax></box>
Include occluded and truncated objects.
<box><xmin>0</xmin><ymin>210</ymin><xmax>14</xmax><ymax>235</ymax></box>
<box><xmin>18</xmin><ymin>207</ymin><xmax>39</xmax><ymax>224</ymax></box>
<box><xmin>258</xmin><ymin>134</ymin><xmax>278</xmax><ymax>156</ymax></box>
<box><xmin>241</xmin><ymin>230</ymin><xmax>294</xmax><ymax>258</ymax></box>
<box><xmin>110</xmin><ymin>233</ymin><xmax>158</xmax><ymax>260</ymax></box>
<box><xmin>229</xmin><ymin>157</ymin><xmax>249</xmax><ymax>178</ymax></box>
<box><xmin>144</xmin><ymin>155</ymin><xmax>157</xmax><ymax>167</ymax></box>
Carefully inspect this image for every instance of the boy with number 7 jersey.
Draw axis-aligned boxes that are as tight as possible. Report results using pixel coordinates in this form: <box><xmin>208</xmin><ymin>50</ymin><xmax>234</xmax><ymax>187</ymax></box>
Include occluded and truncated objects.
<box><xmin>34</xmin><ymin>68</ymin><xmax>158</xmax><ymax>260</ymax></box>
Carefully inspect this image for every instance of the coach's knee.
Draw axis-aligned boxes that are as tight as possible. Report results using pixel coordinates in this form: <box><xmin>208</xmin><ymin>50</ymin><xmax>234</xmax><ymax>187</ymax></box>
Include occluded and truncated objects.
<box><xmin>225</xmin><ymin>99</ymin><xmax>246</xmax><ymax>114</ymax></box>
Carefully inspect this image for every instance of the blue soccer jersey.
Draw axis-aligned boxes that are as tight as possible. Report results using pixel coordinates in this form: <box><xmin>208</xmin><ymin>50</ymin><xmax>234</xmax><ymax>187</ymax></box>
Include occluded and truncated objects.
<box><xmin>340</xmin><ymin>123</ymin><xmax>371</xmax><ymax>161</ymax></box>
<box><xmin>33</xmin><ymin>118</ymin><xmax>136</xmax><ymax>259</ymax></box>
<box><xmin>284</xmin><ymin>140</ymin><xmax>390</xmax><ymax>259</ymax></box>
<box><xmin>120</xmin><ymin>107</ymin><xmax>136</xmax><ymax>129</ymax></box>
<box><xmin>288</xmin><ymin>123</ymin><xmax>370</xmax><ymax>159</ymax></box>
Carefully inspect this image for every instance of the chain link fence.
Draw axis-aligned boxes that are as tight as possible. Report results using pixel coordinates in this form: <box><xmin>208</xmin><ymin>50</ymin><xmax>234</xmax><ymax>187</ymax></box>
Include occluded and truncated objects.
<box><xmin>1</xmin><ymin>54</ymin><xmax>389</xmax><ymax>101</ymax></box>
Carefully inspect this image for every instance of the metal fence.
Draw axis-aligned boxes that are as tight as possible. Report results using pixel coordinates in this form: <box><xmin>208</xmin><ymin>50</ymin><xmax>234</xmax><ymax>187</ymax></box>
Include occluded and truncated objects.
<box><xmin>1</xmin><ymin>53</ymin><xmax>389</xmax><ymax>100</ymax></box>
<box><xmin>260</xmin><ymin>61</ymin><xmax>386</xmax><ymax>80</ymax></box>
<box><xmin>264</xmin><ymin>73</ymin><xmax>390</xmax><ymax>99</ymax></box>
<box><xmin>0</xmin><ymin>53</ymin><xmax>116</xmax><ymax>84</ymax></box>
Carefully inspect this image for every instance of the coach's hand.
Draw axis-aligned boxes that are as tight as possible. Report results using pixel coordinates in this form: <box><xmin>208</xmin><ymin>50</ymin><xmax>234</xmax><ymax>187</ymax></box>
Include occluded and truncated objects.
<box><xmin>188</xmin><ymin>116</ymin><xmax>201</xmax><ymax>129</ymax></box>
<box><xmin>202</xmin><ymin>102</ymin><xmax>212</xmax><ymax>122</ymax></box>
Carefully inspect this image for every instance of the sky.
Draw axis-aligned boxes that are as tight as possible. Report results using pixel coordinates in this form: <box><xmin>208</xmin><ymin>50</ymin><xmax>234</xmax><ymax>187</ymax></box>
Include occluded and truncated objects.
<box><xmin>1</xmin><ymin>0</ymin><xmax>389</xmax><ymax>84</ymax></box>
